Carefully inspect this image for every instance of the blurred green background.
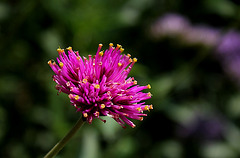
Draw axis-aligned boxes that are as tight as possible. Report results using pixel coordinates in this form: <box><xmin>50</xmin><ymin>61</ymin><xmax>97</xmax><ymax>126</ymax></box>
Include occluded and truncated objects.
<box><xmin>1</xmin><ymin>0</ymin><xmax>240</xmax><ymax>157</ymax></box>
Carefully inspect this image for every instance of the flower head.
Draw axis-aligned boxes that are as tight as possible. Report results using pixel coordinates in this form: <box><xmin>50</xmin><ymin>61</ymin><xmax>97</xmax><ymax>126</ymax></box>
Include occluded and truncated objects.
<box><xmin>48</xmin><ymin>43</ymin><xmax>152</xmax><ymax>128</ymax></box>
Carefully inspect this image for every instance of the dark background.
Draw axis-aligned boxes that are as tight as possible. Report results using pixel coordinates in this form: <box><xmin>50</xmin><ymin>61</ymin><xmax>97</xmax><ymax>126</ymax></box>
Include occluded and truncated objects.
<box><xmin>1</xmin><ymin>0</ymin><xmax>240</xmax><ymax>157</ymax></box>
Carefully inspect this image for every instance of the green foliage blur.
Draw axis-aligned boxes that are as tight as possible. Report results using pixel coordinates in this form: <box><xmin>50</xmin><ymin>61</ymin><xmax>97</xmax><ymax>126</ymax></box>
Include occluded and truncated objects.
<box><xmin>1</xmin><ymin>0</ymin><xmax>240</xmax><ymax>157</ymax></box>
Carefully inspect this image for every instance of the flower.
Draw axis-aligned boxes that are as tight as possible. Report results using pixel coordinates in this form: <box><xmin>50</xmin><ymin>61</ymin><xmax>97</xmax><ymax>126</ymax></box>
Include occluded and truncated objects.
<box><xmin>216</xmin><ymin>30</ymin><xmax>240</xmax><ymax>85</ymax></box>
<box><xmin>48</xmin><ymin>43</ymin><xmax>152</xmax><ymax>128</ymax></box>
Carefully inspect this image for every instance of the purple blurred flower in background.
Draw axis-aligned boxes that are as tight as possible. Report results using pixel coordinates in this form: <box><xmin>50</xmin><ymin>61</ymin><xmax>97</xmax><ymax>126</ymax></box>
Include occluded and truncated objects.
<box><xmin>151</xmin><ymin>13</ymin><xmax>221</xmax><ymax>47</ymax></box>
<box><xmin>48</xmin><ymin>43</ymin><xmax>153</xmax><ymax>128</ymax></box>
<box><xmin>177</xmin><ymin>113</ymin><xmax>225</xmax><ymax>141</ymax></box>
<box><xmin>216</xmin><ymin>30</ymin><xmax>240</xmax><ymax>84</ymax></box>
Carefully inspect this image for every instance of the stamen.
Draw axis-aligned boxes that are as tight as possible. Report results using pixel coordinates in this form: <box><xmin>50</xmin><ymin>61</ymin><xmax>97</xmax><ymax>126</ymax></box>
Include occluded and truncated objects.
<box><xmin>120</xmin><ymin>48</ymin><xmax>124</xmax><ymax>52</ymax></box>
<box><xmin>118</xmin><ymin>63</ymin><xmax>122</xmax><ymax>67</ymax></box>
<box><xmin>93</xmin><ymin>111</ymin><xmax>99</xmax><ymax>117</ymax></box>
<box><xmin>117</xmin><ymin>44</ymin><xmax>121</xmax><ymax>48</ymax></box>
<box><xmin>66</xmin><ymin>46</ymin><xmax>72</xmax><ymax>51</ymax></box>
<box><xmin>99</xmin><ymin>51</ymin><xmax>104</xmax><ymax>56</ymax></box>
<box><xmin>100</xmin><ymin>104</ymin><xmax>105</xmax><ymax>109</ymax></box>
<box><xmin>149</xmin><ymin>104</ymin><xmax>153</xmax><ymax>110</ymax></box>
<box><xmin>94</xmin><ymin>84</ymin><xmax>100</xmax><ymax>89</ymax></box>
<box><xmin>57</xmin><ymin>47</ymin><xmax>64</xmax><ymax>54</ymax></box>
<box><xmin>136</xmin><ymin>107</ymin><xmax>142</xmax><ymax>111</ymax></box>
<box><xmin>144</xmin><ymin>105</ymin><xmax>150</xmax><ymax>111</ymax></box>
<box><xmin>109</xmin><ymin>43</ymin><xmax>113</xmax><ymax>47</ymax></box>
<box><xmin>147</xmin><ymin>84</ymin><xmax>151</xmax><ymax>89</ymax></box>
<box><xmin>83</xmin><ymin>113</ymin><xmax>88</xmax><ymax>117</ymax></box>
<box><xmin>83</xmin><ymin>78</ymin><xmax>88</xmax><ymax>83</ymax></box>
<box><xmin>48</xmin><ymin>60</ymin><xmax>52</xmax><ymax>65</ymax></box>
<box><xmin>147</xmin><ymin>92</ymin><xmax>152</xmax><ymax>97</ymax></box>
<box><xmin>133</xmin><ymin>80</ymin><xmax>137</xmax><ymax>85</ymax></box>
<box><xmin>74</xmin><ymin>95</ymin><xmax>79</xmax><ymax>100</ymax></box>
<box><xmin>133</xmin><ymin>58</ymin><xmax>137</xmax><ymax>63</ymax></box>
<box><xmin>66</xmin><ymin>81</ymin><xmax>70</xmax><ymax>87</ymax></box>
<box><xmin>68</xmin><ymin>94</ymin><xmax>74</xmax><ymax>99</ymax></box>
<box><xmin>59</xmin><ymin>62</ymin><xmax>63</xmax><ymax>68</ymax></box>
<box><xmin>127</xmin><ymin>54</ymin><xmax>131</xmax><ymax>57</ymax></box>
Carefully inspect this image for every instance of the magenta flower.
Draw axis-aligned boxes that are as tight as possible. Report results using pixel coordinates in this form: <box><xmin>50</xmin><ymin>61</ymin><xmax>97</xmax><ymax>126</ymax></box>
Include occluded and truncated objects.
<box><xmin>48</xmin><ymin>43</ymin><xmax>152</xmax><ymax>128</ymax></box>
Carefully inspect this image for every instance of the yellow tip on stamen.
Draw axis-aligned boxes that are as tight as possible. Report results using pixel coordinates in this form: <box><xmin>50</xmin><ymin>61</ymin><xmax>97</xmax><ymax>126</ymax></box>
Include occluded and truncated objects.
<box><xmin>48</xmin><ymin>60</ymin><xmax>52</xmax><ymax>65</ymax></box>
<box><xmin>68</xmin><ymin>94</ymin><xmax>74</xmax><ymax>99</ymax></box>
<box><xmin>147</xmin><ymin>84</ymin><xmax>151</xmax><ymax>89</ymax></box>
<box><xmin>149</xmin><ymin>104</ymin><xmax>153</xmax><ymax>110</ymax></box>
<box><xmin>99</xmin><ymin>51</ymin><xmax>104</xmax><ymax>56</ymax></box>
<box><xmin>109</xmin><ymin>43</ymin><xmax>113</xmax><ymax>47</ymax></box>
<box><xmin>117</xmin><ymin>44</ymin><xmax>121</xmax><ymax>48</ymax></box>
<box><xmin>127</xmin><ymin>54</ymin><xmax>131</xmax><ymax>57</ymax></box>
<box><xmin>59</xmin><ymin>62</ymin><xmax>64</xmax><ymax>68</ymax></box>
<box><xmin>83</xmin><ymin>78</ymin><xmax>88</xmax><ymax>83</ymax></box>
<box><xmin>57</xmin><ymin>47</ymin><xmax>64</xmax><ymax>53</ymax></box>
<box><xmin>120</xmin><ymin>48</ymin><xmax>124</xmax><ymax>52</ymax></box>
<box><xmin>100</xmin><ymin>104</ymin><xmax>105</xmax><ymax>109</ymax></box>
<box><xmin>74</xmin><ymin>95</ymin><xmax>79</xmax><ymax>100</ymax></box>
<box><xmin>77</xmin><ymin>56</ymin><xmax>81</xmax><ymax>60</ymax></box>
<box><xmin>94</xmin><ymin>84</ymin><xmax>100</xmax><ymax>89</ymax></box>
<box><xmin>144</xmin><ymin>105</ymin><xmax>150</xmax><ymax>111</ymax></box>
<box><xmin>99</xmin><ymin>43</ymin><xmax>103</xmax><ymax>47</ymax></box>
<box><xmin>129</xmin><ymin>58</ymin><xmax>133</xmax><ymax>63</ymax></box>
<box><xmin>94</xmin><ymin>112</ymin><xmax>100</xmax><ymax>117</ymax></box>
<box><xmin>133</xmin><ymin>58</ymin><xmax>137</xmax><ymax>63</ymax></box>
<box><xmin>147</xmin><ymin>92</ymin><xmax>152</xmax><ymax>97</ymax></box>
<box><xmin>139</xmin><ymin>117</ymin><xmax>144</xmax><ymax>121</ymax></box>
<box><xmin>118</xmin><ymin>63</ymin><xmax>122</xmax><ymax>67</ymax></box>
<box><xmin>136</xmin><ymin>107</ymin><xmax>142</xmax><ymax>111</ymax></box>
<box><xmin>83</xmin><ymin>113</ymin><xmax>88</xmax><ymax>117</ymax></box>
<box><xmin>132</xmin><ymin>124</ymin><xmax>136</xmax><ymax>128</ymax></box>
<box><xmin>66</xmin><ymin>46</ymin><xmax>72</xmax><ymax>51</ymax></box>
<box><xmin>133</xmin><ymin>80</ymin><xmax>137</xmax><ymax>85</ymax></box>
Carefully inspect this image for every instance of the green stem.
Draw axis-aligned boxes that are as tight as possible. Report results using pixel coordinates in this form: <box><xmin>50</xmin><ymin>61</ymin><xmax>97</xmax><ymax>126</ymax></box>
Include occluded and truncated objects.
<box><xmin>44</xmin><ymin>116</ymin><xmax>85</xmax><ymax>158</ymax></box>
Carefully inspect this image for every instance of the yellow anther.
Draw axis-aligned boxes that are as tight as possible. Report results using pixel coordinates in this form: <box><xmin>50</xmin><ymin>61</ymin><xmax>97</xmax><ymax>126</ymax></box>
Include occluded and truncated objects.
<box><xmin>48</xmin><ymin>60</ymin><xmax>52</xmax><ymax>65</ymax></box>
<box><xmin>147</xmin><ymin>84</ymin><xmax>151</xmax><ymax>89</ymax></box>
<box><xmin>94</xmin><ymin>84</ymin><xmax>100</xmax><ymax>89</ymax></box>
<box><xmin>118</xmin><ymin>63</ymin><xmax>122</xmax><ymax>67</ymax></box>
<box><xmin>57</xmin><ymin>47</ymin><xmax>64</xmax><ymax>53</ymax></box>
<box><xmin>57</xmin><ymin>47</ymin><xmax>62</xmax><ymax>52</ymax></box>
<box><xmin>120</xmin><ymin>48</ymin><xmax>124</xmax><ymax>52</ymax></box>
<box><xmin>83</xmin><ymin>113</ymin><xmax>88</xmax><ymax>117</ymax></box>
<box><xmin>109</xmin><ymin>43</ymin><xmax>113</xmax><ymax>47</ymax></box>
<box><xmin>99</xmin><ymin>51</ymin><xmax>104</xmax><ymax>56</ymax></box>
<box><xmin>83</xmin><ymin>78</ymin><xmax>88</xmax><ymax>83</ymax></box>
<box><xmin>117</xmin><ymin>44</ymin><xmax>121</xmax><ymax>48</ymax></box>
<box><xmin>129</xmin><ymin>58</ymin><xmax>133</xmax><ymax>63</ymax></box>
<box><xmin>133</xmin><ymin>80</ymin><xmax>137</xmax><ymax>85</ymax></box>
<box><xmin>66</xmin><ymin>46</ymin><xmax>72</xmax><ymax>51</ymax></box>
<box><xmin>77</xmin><ymin>56</ymin><xmax>81</xmax><ymax>60</ymax></box>
<box><xmin>149</xmin><ymin>104</ymin><xmax>153</xmax><ymax>110</ymax></box>
<box><xmin>147</xmin><ymin>92</ymin><xmax>152</xmax><ymax>97</ymax></box>
<box><xmin>133</xmin><ymin>58</ymin><xmax>137</xmax><ymax>63</ymax></box>
<box><xmin>59</xmin><ymin>62</ymin><xmax>64</xmax><ymax>68</ymax></box>
<box><xmin>144</xmin><ymin>105</ymin><xmax>150</xmax><ymax>111</ymax></box>
<box><xmin>100</xmin><ymin>104</ymin><xmax>105</xmax><ymax>109</ymax></box>
<box><xmin>127</xmin><ymin>54</ymin><xmax>131</xmax><ymax>57</ymax></box>
<box><xmin>139</xmin><ymin>117</ymin><xmax>144</xmax><ymax>121</ymax></box>
<box><xmin>136</xmin><ymin>107</ymin><xmax>142</xmax><ymax>111</ymax></box>
<box><xmin>94</xmin><ymin>112</ymin><xmax>100</xmax><ymax>117</ymax></box>
<box><xmin>74</xmin><ymin>95</ymin><xmax>79</xmax><ymax>100</ymax></box>
<box><xmin>99</xmin><ymin>43</ymin><xmax>103</xmax><ymax>47</ymax></box>
<box><xmin>68</xmin><ymin>94</ymin><xmax>74</xmax><ymax>99</ymax></box>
